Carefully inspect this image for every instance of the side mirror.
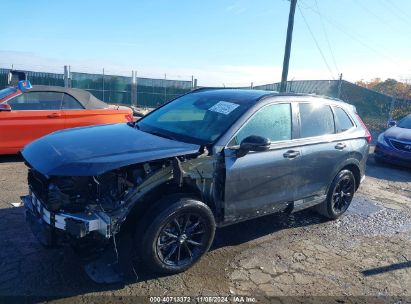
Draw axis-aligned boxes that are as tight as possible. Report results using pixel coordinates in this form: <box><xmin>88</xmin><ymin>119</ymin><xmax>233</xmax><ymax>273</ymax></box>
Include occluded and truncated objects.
<box><xmin>388</xmin><ymin>120</ymin><xmax>396</xmax><ymax>127</ymax></box>
<box><xmin>237</xmin><ymin>135</ymin><xmax>270</xmax><ymax>157</ymax></box>
<box><xmin>0</xmin><ymin>103</ymin><xmax>11</xmax><ymax>112</ymax></box>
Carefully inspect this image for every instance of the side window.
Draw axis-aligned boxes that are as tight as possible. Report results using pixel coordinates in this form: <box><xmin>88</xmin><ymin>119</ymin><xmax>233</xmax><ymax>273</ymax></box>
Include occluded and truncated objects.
<box><xmin>333</xmin><ymin>106</ymin><xmax>354</xmax><ymax>133</ymax></box>
<box><xmin>230</xmin><ymin>103</ymin><xmax>292</xmax><ymax>146</ymax></box>
<box><xmin>62</xmin><ymin>94</ymin><xmax>84</xmax><ymax>109</ymax></box>
<box><xmin>7</xmin><ymin>92</ymin><xmax>62</xmax><ymax>110</ymax></box>
<box><xmin>299</xmin><ymin>103</ymin><xmax>335</xmax><ymax>138</ymax></box>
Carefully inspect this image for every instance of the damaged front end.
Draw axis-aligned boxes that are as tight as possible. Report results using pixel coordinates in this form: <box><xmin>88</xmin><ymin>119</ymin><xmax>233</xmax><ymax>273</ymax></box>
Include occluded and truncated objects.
<box><xmin>19</xmin><ymin>123</ymin><xmax>221</xmax><ymax>282</ymax></box>
<box><xmin>22</xmin><ymin>150</ymin><xmax>217</xmax><ymax>250</ymax></box>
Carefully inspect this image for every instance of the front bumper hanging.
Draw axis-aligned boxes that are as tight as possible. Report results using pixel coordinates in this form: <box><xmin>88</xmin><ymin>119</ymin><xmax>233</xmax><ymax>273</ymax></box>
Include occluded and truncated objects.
<box><xmin>23</xmin><ymin>191</ymin><xmax>112</xmax><ymax>246</ymax></box>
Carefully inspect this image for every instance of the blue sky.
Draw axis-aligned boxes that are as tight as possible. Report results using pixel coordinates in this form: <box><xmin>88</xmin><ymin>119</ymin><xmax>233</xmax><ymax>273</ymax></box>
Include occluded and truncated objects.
<box><xmin>1</xmin><ymin>0</ymin><xmax>411</xmax><ymax>86</ymax></box>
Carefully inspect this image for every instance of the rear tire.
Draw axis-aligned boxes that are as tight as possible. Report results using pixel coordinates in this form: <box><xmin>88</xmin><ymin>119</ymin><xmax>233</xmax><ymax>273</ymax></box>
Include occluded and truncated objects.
<box><xmin>316</xmin><ymin>170</ymin><xmax>356</xmax><ymax>219</ymax></box>
<box><xmin>137</xmin><ymin>195</ymin><xmax>216</xmax><ymax>274</ymax></box>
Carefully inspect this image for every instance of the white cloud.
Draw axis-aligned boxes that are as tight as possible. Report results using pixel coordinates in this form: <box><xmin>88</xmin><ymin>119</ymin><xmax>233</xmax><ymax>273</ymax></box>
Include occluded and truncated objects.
<box><xmin>1</xmin><ymin>50</ymin><xmax>410</xmax><ymax>87</ymax></box>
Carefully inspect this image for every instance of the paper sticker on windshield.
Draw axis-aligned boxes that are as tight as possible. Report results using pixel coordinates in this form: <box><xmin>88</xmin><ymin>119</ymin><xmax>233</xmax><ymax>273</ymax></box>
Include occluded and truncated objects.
<box><xmin>208</xmin><ymin>101</ymin><xmax>239</xmax><ymax>115</ymax></box>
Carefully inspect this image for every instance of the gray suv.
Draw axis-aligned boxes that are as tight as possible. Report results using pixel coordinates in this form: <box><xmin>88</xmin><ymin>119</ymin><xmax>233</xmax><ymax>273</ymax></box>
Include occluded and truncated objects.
<box><xmin>22</xmin><ymin>89</ymin><xmax>370</xmax><ymax>276</ymax></box>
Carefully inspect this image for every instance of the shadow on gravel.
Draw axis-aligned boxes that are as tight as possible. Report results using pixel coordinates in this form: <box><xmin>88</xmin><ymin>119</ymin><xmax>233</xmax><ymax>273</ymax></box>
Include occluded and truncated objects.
<box><xmin>362</xmin><ymin>261</ymin><xmax>411</xmax><ymax>276</ymax></box>
<box><xmin>0</xmin><ymin>204</ymin><xmax>326</xmax><ymax>301</ymax></box>
<box><xmin>0</xmin><ymin>206</ymin><xmax>122</xmax><ymax>302</ymax></box>
<box><xmin>366</xmin><ymin>154</ymin><xmax>411</xmax><ymax>182</ymax></box>
<box><xmin>212</xmin><ymin>209</ymin><xmax>324</xmax><ymax>249</ymax></box>
<box><xmin>0</xmin><ymin>154</ymin><xmax>23</xmax><ymax>163</ymax></box>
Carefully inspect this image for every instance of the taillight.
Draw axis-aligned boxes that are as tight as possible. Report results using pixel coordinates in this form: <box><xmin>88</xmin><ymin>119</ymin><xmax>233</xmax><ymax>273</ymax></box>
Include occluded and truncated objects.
<box><xmin>356</xmin><ymin>114</ymin><xmax>372</xmax><ymax>143</ymax></box>
<box><xmin>125</xmin><ymin>113</ymin><xmax>133</xmax><ymax>122</ymax></box>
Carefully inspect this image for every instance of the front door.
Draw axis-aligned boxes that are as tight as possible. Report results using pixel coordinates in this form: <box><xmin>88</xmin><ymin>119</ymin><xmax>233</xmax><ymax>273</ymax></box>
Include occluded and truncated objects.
<box><xmin>223</xmin><ymin>102</ymin><xmax>300</xmax><ymax>222</ymax></box>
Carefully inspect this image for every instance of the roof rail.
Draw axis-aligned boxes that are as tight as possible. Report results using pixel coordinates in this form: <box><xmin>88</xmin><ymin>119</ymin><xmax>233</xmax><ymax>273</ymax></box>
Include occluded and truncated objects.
<box><xmin>189</xmin><ymin>87</ymin><xmax>241</xmax><ymax>93</ymax></box>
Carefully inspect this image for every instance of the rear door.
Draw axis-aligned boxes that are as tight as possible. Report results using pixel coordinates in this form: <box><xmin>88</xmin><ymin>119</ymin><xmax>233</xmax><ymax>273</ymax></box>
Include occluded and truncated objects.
<box><xmin>223</xmin><ymin>102</ymin><xmax>301</xmax><ymax>222</ymax></box>
<box><xmin>293</xmin><ymin>102</ymin><xmax>353</xmax><ymax>200</ymax></box>
<box><xmin>0</xmin><ymin>91</ymin><xmax>64</xmax><ymax>152</ymax></box>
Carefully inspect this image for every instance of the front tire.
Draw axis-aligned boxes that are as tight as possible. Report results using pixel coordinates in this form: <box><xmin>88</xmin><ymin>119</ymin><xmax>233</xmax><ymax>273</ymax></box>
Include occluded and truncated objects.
<box><xmin>316</xmin><ymin>170</ymin><xmax>356</xmax><ymax>219</ymax></box>
<box><xmin>138</xmin><ymin>195</ymin><xmax>216</xmax><ymax>274</ymax></box>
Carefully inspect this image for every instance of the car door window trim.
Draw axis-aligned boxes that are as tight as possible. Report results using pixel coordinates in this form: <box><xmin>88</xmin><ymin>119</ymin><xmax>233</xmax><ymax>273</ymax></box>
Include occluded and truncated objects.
<box><xmin>226</xmin><ymin>101</ymin><xmax>293</xmax><ymax>148</ymax></box>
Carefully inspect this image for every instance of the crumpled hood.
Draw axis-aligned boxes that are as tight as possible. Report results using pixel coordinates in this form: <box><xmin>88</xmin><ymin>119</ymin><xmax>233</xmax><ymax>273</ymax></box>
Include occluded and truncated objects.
<box><xmin>21</xmin><ymin>123</ymin><xmax>200</xmax><ymax>176</ymax></box>
<box><xmin>384</xmin><ymin>126</ymin><xmax>411</xmax><ymax>142</ymax></box>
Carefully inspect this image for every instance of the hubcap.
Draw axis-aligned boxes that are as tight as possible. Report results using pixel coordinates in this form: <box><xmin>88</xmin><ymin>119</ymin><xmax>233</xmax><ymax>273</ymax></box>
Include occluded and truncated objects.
<box><xmin>332</xmin><ymin>176</ymin><xmax>354</xmax><ymax>213</ymax></box>
<box><xmin>156</xmin><ymin>213</ymin><xmax>206</xmax><ymax>267</ymax></box>
<box><xmin>178</xmin><ymin>234</ymin><xmax>187</xmax><ymax>244</ymax></box>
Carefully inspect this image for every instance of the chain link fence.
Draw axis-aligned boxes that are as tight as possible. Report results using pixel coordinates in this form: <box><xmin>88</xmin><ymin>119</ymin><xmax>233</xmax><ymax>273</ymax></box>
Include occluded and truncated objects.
<box><xmin>71</xmin><ymin>72</ymin><xmax>132</xmax><ymax>105</ymax></box>
<box><xmin>135</xmin><ymin>77</ymin><xmax>193</xmax><ymax>107</ymax></box>
<box><xmin>0</xmin><ymin>68</ymin><xmax>64</xmax><ymax>88</ymax></box>
<box><xmin>0</xmin><ymin>68</ymin><xmax>193</xmax><ymax>108</ymax></box>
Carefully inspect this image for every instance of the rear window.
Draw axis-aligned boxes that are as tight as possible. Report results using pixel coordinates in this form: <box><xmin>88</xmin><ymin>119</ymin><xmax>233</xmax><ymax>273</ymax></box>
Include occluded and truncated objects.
<box><xmin>299</xmin><ymin>103</ymin><xmax>335</xmax><ymax>138</ymax></box>
<box><xmin>333</xmin><ymin>106</ymin><xmax>354</xmax><ymax>133</ymax></box>
<box><xmin>62</xmin><ymin>94</ymin><xmax>83</xmax><ymax>109</ymax></box>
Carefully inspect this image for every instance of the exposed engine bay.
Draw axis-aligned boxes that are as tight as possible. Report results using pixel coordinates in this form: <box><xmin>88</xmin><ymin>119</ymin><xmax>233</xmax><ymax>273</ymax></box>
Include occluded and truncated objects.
<box><xmin>25</xmin><ymin>149</ymin><xmax>218</xmax><ymax>243</ymax></box>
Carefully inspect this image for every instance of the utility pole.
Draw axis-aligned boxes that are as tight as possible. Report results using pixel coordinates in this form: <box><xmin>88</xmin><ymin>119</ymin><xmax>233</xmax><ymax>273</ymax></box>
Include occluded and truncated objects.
<box><xmin>280</xmin><ymin>0</ymin><xmax>297</xmax><ymax>93</ymax></box>
<box><xmin>64</xmin><ymin>65</ymin><xmax>69</xmax><ymax>88</ymax></box>
<box><xmin>337</xmin><ymin>73</ymin><xmax>343</xmax><ymax>99</ymax></box>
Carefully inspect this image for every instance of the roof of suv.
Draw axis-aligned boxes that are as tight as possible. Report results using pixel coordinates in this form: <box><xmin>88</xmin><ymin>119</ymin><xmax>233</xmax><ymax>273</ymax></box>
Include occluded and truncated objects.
<box><xmin>190</xmin><ymin>88</ymin><xmax>346</xmax><ymax>106</ymax></box>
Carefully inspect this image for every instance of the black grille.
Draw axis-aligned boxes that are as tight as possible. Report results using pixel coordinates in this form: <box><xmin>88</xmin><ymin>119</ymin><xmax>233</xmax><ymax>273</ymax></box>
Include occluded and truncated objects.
<box><xmin>390</xmin><ymin>139</ymin><xmax>411</xmax><ymax>153</ymax></box>
<box><xmin>28</xmin><ymin>169</ymin><xmax>49</xmax><ymax>203</ymax></box>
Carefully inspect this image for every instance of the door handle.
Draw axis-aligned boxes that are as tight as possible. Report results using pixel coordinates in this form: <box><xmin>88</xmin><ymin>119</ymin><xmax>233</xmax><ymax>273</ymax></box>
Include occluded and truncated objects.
<box><xmin>47</xmin><ymin>113</ymin><xmax>61</xmax><ymax>118</ymax></box>
<box><xmin>335</xmin><ymin>143</ymin><xmax>346</xmax><ymax>150</ymax></box>
<box><xmin>283</xmin><ymin>150</ymin><xmax>300</xmax><ymax>159</ymax></box>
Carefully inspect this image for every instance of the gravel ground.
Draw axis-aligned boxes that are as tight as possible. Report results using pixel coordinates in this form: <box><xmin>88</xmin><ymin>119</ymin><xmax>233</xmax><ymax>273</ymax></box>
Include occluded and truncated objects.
<box><xmin>0</xmin><ymin>151</ymin><xmax>410</xmax><ymax>302</ymax></box>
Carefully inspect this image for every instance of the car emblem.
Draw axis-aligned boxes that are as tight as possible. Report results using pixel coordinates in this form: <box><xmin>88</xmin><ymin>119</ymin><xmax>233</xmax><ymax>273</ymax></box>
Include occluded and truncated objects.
<box><xmin>405</xmin><ymin>145</ymin><xmax>411</xmax><ymax>150</ymax></box>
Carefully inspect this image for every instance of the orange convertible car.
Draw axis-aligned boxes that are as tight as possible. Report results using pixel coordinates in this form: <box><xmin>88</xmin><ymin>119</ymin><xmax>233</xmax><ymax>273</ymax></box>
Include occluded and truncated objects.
<box><xmin>0</xmin><ymin>82</ymin><xmax>133</xmax><ymax>155</ymax></box>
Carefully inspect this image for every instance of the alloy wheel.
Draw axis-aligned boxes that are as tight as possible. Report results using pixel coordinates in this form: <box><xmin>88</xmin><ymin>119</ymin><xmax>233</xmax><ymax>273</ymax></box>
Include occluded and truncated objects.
<box><xmin>331</xmin><ymin>176</ymin><xmax>355</xmax><ymax>213</ymax></box>
<box><xmin>156</xmin><ymin>213</ymin><xmax>207</xmax><ymax>267</ymax></box>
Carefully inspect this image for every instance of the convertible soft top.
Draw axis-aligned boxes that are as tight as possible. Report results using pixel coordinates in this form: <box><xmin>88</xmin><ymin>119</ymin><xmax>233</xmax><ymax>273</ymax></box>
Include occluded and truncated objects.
<box><xmin>28</xmin><ymin>85</ymin><xmax>108</xmax><ymax>109</ymax></box>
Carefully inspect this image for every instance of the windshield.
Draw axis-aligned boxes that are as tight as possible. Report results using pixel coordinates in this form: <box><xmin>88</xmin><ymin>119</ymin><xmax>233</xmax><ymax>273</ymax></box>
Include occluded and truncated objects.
<box><xmin>397</xmin><ymin>115</ymin><xmax>411</xmax><ymax>129</ymax></box>
<box><xmin>0</xmin><ymin>87</ymin><xmax>17</xmax><ymax>100</ymax></box>
<box><xmin>137</xmin><ymin>92</ymin><xmax>251</xmax><ymax>144</ymax></box>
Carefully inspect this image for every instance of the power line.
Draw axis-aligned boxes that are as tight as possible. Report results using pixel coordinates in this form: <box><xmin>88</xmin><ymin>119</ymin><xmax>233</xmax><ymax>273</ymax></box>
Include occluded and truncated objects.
<box><xmin>379</xmin><ymin>0</ymin><xmax>411</xmax><ymax>27</ymax></box>
<box><xmin>297</xmin><ymin>3</ymin><xmax>335</xmax><ymax>80</ymax></box>
<box><xmin>350</xmin><ymin>0</ymin><xmax>411</xmax><ymax>37</ymax></box>
<box><xmin>385</xmin><ymin>0</ymin><xmax>411</xmax><ymax>20</ymax></box>
<box><xmin>352</xmin><ymin>0</ymin><xmax>391</xmax><ymax>25</ymax></box>
<box><xmin>299</xmin><ymin>2</ymin><xmax>404</xmax><ymax>66</ymax></box>
<box><xmin>314</xmin><ymin>0</ymin><xmax>339</xmax><ymax>74</ymax></box>
<box><xmin>341</xmin><ymin>0</ymin><xmax>411</xmax><ymax>39</ymax></box>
